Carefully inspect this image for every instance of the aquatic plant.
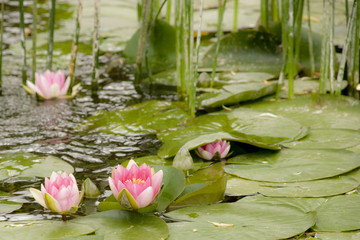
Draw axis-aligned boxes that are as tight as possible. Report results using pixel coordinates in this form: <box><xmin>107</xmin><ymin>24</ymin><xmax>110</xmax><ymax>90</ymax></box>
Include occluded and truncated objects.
<box><xmin>196</xmin><ymin>139</ymin><xmax>231</xmax><ymax>161</ymax></box>
<box><xmin>29</xmin><ymin>172</ymin><xmax>84</xmax><ymax>219</ymax></box>
<box><xmin>23</xmin><ymin>70</ymin><xmax>80</xmax><ymax>99</ymax></box>
<box><xmin>108</xmin><ymin>160</ymin><xmax>163</xmax><ymax>210</ymax></box>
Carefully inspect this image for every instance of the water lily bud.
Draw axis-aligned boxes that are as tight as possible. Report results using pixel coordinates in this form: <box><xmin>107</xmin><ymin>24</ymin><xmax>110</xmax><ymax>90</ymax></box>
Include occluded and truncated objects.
<box><xmin>84</xmin><ymin>178</ymin><xmax>101</xmax><ymax>198</ymax></box>
<box><xmin>23</xmin><ymin>70</ymin><xmax>80</xmax><ymax>99</ymax></box>
<box><xmin>108</xmin><ymin>160</ymin><xmax>163</xmax><ymax>210</ymax></box>
<box><xmin>29</xmin><ymin>172</ymin><xmax>84</xmax><ymax>214</ymax></box>
<box><xmin>173</xmin><ymin>146</ymin><xmax>194</xmax><ymax>171</ymax></box>
<box><xmin>196</xmin><ymin>139</ymin><xmax>231</xmax><ymax>160</ymax></box>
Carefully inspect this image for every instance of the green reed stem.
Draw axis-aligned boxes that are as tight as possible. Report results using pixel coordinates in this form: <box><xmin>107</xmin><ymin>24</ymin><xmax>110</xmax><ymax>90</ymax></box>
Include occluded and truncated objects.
<box><xmin>293</xmin><ymin>0</ymin><xmax>304</xmax><ymax>76</ymax></box>
<box><xmin>0</xmin><ymin>0</ymin><xmax>4</xmax><ymax>91</ymax></box>
<box><xmin>32</xmin><ymin>0</ymin><xmax>37</xmax><ymax>83</ymax></box>
<box><xmin>19</xmin><ymin>0</ymin><xmax>27</xmax><ymax>84</ymax></box>
<box><xmin>166</xmin><ymin>0</ymin><xmax>171</xmax><ymax>23</ymax></box>
<box><xmin>137</xmin><ymin>0</ymin><xmax>143</xmax><ymax>22</ymax></box>
<box><xmin>260</xmin><ymin>0</ymin><xmax>269</xmax><ymax>29</ymax></box>
<box><xmin>319</xmin><ymin>0</ymin><xmax>329</xmax><ymax>94</ymax></box>
<box><xmin>46</xmin><ymin>0</ymin><xmax>56</xmax><ymax>71</ymax></box>
<box><xmin>91</xmin><ymin>0</ymin><xmax>100</xmax><ymax>93</ymax></box>
<box><xmin>233</xmin><ymin>0</ymin><xmax>238</xmax><ymax>31</ymax></box>
<box><xmin>175</xmin><ymin>0</ymin><xmax>186</xmax><ymax>100</ymax></box>
<box><xmin>345</xmin><ymin>0</ymin><xmax>349</xmax><ymax>25</ymax></box>
<box><xmin>351</xmin><ymin>0</ymin><xmax>360</xmax><ymax>98</ymax></box>
<box><xmin>271</xmin><ymin>0</ymin><xmax>279</xmax><ymax>22</ymax></box>
<box><xmin>306</xmin><ymin>0</ymin><xmax>314</xmax><ymax>77</ymax></box>
<box><xmin>135</xmin><ymin>0</ymin><xmax>152</xmax><ymax>86</ymax></box>
<box><xmin>336</xmin><ymin>1</ymin><xmax>356</xmax><ymax>95</ymax></box>
<box><xmin>210</xmin><ymin>0</ymin><xmax>226</xmax><ymax>88</ymax></box>
<box><xmin>69</xmin><ymin>0</ymin><xmax>83</xmax><ymax>89</ymax></box>
<box><xmin>186</xmin><ymin>0</ymin><xmax>195</xmax><ymax>116</ymax></box>
<box><xmin>329</xmin><ymin>0</ymin><xmax>335</xmax><ymax>93</ymax></box>
<box><xmin>287</xmin><ymin>0</ymin><xmax>295</xmax><ymax>99</ymax></box>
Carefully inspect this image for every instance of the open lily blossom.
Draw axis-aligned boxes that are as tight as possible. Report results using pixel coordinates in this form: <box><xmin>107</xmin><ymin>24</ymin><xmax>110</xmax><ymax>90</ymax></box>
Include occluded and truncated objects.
<box><xmin>109</xmin><ymin>160</ymin><xmax>163</xmax><ymax>210</ymax></box>
<box><xmin>197</xmin><ymin>139</ymin><xmax>231</xmax><ymax>160</ymax></box>
<box><xmin>29</xmin><ymin>172</ymin><xmax>84</xmax><ymax>214</ymax></box>
<box><xmin>23</xmin><ymin>70</ymin><xmax>80</xmax><ymax>99</ymax></box>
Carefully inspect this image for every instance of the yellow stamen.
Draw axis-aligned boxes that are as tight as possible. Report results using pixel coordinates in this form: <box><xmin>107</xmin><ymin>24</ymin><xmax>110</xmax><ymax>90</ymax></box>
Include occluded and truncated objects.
<box><xmin>125</xmin><ymin>178</ymin><xmax>145</xmax><ymax>184</ymax></box>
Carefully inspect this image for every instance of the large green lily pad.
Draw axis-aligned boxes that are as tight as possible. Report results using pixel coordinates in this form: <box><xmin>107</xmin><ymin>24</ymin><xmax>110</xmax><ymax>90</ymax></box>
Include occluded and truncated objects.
<box><xmin>158</xmin><ymin>108</ymin><xmax>307</xmax><ymax>158</ymax></box>
<box><xmin>76</xmin><ymin>100</ymin><xmax>191</xmax><ymax>135</ymax></box>
<box><xmin>201</xmin><ymin>29</ymin><xmax>283</xmax><ymax>74</ymax></box>
<box><xmin>283</xmin><ymin>128</ymin><xmax>360</xmax><ymax>150</ymax></box>
<box><xmin>247</xmin><ymin>94</ymin><xmax>360</xmax><ymax>130</ymax></box>
<box><xmin>0</xmin><ymin>153</ymin><xmax>74</xmax><ymax>181</ymax></box>
<box><xmin>0</xmin><ymin>221</ymin><xmax>96</xmax><ymax>240</ymax></box>
<box><xmin>197</xmin><ymin>82</ymin><xmax>277</xmax><ymax>108</ymax></box>
<box><xmin>226</xmin><ymin>168</ymin><xmax>360</xmax><ymax>198</ymax></box>
<box><xmin>72</xmin><ymin>210</ymin><xmax>169</xmax><ymax>240</ymax></box>
<box><xmin>225</xmin><ymin>149</ymin><xmax>360</xmax><ymax>182</ymax></box>
<box><xmin>315</xmin><ymin>232</ymin><xmax>360</xmax><ymax>240</ymax></box>
<box><xmin>166</xmin><ymin>195</ymin><xmax>316</xmax><ymax>240</ymax></box>
<box><xmin>0</xmin><ymin>201</ymin><xmax>23</xmax><ymax>214</ymax></box>
<box><xmin>314</xmin><ymin>195</ymin><xmax>360</xmax><ymax>232</ymax></box>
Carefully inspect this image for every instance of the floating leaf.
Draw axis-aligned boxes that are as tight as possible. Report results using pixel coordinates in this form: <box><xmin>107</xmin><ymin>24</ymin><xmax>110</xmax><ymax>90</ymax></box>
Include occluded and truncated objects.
<box><xmin>76</xmin><ymin>101</ymin><xmax>190</xmax><ymax>135</ymax></box>
<box><xmin>315</xmin><ymin>232</ymin><xmax>360</xmax><ymax>240</ymax></box>
<box><xmin>0</xmin><ymin>221</ymin><xmax>95</xmax><ymax>240</ymax></box>
<box><xmin>0</xmin><ymin>153</ymin><xmax>74</xmax><ymax>181</ymax></box>
<box><xmin>226</xmin><ymin>169</ymin><xmax>360</xmax><ymax>198</ymax></box>
<box><xmin>201</xmin><ymin>29</ymin><xmax>283</xmax><ymax>74</ymax></box>
<box><xmin>314</xmin><ymin>195</ymin><xmax>360</xmax><ymax>231</ymax></box>
<box><xmin>225</xmin><ymin>149</ymin><xmax>360</xmax><ymax>182</ymax></box>
<box><xmin>72</xmin><ymin>210</ymin><xmax>168</xmax><ymax>240</ymax></box>
<box><xmin>197</xmin><ymin>82</ymin><xmax>277</xmax><ymax>108</ymax></box>
<box><xmin>0</xmin><ymin>200</ymin><xmax>22</xmax><ymax>214</ymax></box>
<box><xmin>166</xmin><ymin>195</ymin><xmax>316</xmax><ymax>240</ymax></box>
<box><xmin>283</xmin><ymin>128</ymin><xmax>360</xmax><ymax>150</ymax></box>
<box><xmin>247</xmin><ymin>94</ymin><xmax>360</xmax><ymax>130</ymax></box>
<box><xmin>158</xmin><ymin>108</ymin><xmax>307</xmax><ymax>158</ymax></box>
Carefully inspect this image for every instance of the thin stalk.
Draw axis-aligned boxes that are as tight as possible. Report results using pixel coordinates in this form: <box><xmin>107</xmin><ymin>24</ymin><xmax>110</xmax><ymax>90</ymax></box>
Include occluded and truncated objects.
<box><xmin>137</xmin><ymin>0</ymin><xmax>143</xmax><ymax>22</ymax></box>
<box><xmin>260</xmin><ymin>0</ymin><xmax>269</xmax><ymax>29</ymax></box>
<box><xmin>185</xmin><ymin>0</ymin><xmax>195</xmax><ymax>116</ymax></box>
<box><xmin>32</xmin><ymin>0</ymin><xmax>37</xmax><ymax>83</ymax></box>
<box><xmin>69</xmin><ymin>0</ymin><xmax>83</xmax><ymax>89</ymax></box>
<box><xmin>351</xmin><ymin>0</ymin><xmax>360</xmax><ymax>98</ymax></box>
<box><xmin>319</xmin><ymin>0</ymin><xmax>329</xmax><ymax>94</ymax></box>
<box><xmin>134</xmin><ymin>0</ymin><xmax>152</xmax><ymax>86</ymax></box>
<box><xmin>329</xmin><ymin>0</ymin><xmax>335</xmax><ymax>93</ymax></box>
<box><xmin>293</xmin><ymin>0</ymin><xmax>304</xmax><ymax>76</ymax></box>
<box><xmin>210</xmin><ymin>0</ymin><xmax>227</xmax><ymax>88</ymax></box>
<box><xmin>166</xmin><ymin>0</ymin><xmax>171</xmax><ymax>23</ymax></box>
<box><xmin>0</xmin><ymin>0</ymin><xmax>4</xmax><ymax>91</ymax></box>
<box><xmin>194</xmin><ymin>0</ymin><xmax>204</xmax><ymax>75</ymax></box>
<box><xmin>271</xmin><ymin>0</ymin><xmax>279</xmax><ymax>22</ymax></box>
<box><xmin>287</xmin><ymin>0</ymin><xmax>295</xmax><ymax>99</ymax></box>
<box><xmin>19</xmin><ymin>0</ymin><xmax>27</xmax><ymax>84</ymax></box>
<box><xmin>91</xmin><ymin>0</ymin><xmax>100</xmax><ymax>94</ymax></box>
<box><xmin>336</xmin><ymin>1</ymin><xmax>356</xmax><ymax>95</ymax></box>
<box><xmin>175</xmin><ymin>0</ymin><xmax>186</xmax><ymax>99</ymax></box>
<box><xmin>345</xmin><ymin>0</ymin><xmax>349</xmax><ymax>25</ymax></box>
<box><xmin>46</xmin><ymin>0</ymin><xmax>56</xmax><ymax>70</ymax></box>
<box><xmin>306</xmin><ymin>0</ymin><xmax>315</xmax><ymax>77</ymax></box>
<box><xmin>233</xmin><ymin>0</ymin><xmax>238</xmax><ymax>31</ymax></box>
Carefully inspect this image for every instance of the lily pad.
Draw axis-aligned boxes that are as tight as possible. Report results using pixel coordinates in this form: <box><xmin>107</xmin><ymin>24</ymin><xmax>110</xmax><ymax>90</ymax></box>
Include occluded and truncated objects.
<box><xmin>158</xmin><ymin>108</ymin><xmax>307</xmax><ymax>158</ymax></box>
<box><xmin>197</xmin><ymin>82</ymin><xmax>277</xmax><ymax>108</ymax></box>
<box><xmin>226</xmin><ymin>168</ymin><xmax>360</xmax><ymax>198</ymax></box>
<box><xmin>123</xmin><ymin>19</ymin><xmax>176</xmax><ymax>74</ymax></box>
<box><xmin>72</xmin><ymin>210</ymin><xmax>169</xmax><ymax>240</ymax></box>
<box><xmin>0</xmin><ymin>221</ymin><xmax>95</xmax><ymax>240</ymax></box>
<box><xmin>315</xmin><ymin>232</ymin><xmax>360</xmax><ymax>240</ymax></box>
<box><xmin>76</xmin><ymin>100</ymin><xmax>191</xmax><ymax>135</ymax></box>
<box><xmin>201</xmin><ymin>29</ymin><xmax>283</xmax><ymax>74</ymax></box>
<box><xmin>0</xmin><ymin>153</ymin><xmax>74</xmax><ymax>181</ymax></box>
<box><xmin>0</xmin><ymin>200</ymin><xmax>22</xmax><ymax>214</ymax></box>
<box><xmin>283</xmin><ymin>128</ymin><xmax>360</xmax><ymax>150</ymax></box>
<box><xmin>314</xmin><ymin>195</ymin><xmax>360</xmax><ymax>231</ymax></box>
<box><xmin>247</xmin><ymin>94</ymin><xmax>360</xmax><ymax>130</ymax></box>
<box><xmin>225</xmin><ymin>149</ymin><xmax>360</xmax><ymax>182</ymax></box>
<box><xmin>166</xmin><ymin>195</ymin><xmax>316</xmax><ymax>240</ymax></box>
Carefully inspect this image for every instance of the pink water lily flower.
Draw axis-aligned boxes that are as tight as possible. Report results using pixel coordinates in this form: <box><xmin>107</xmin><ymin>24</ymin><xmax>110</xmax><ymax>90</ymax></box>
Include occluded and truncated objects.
<box><xmin>109</xmin><ymin>160</ymin><xmax>163</xmax><ymax>210</ymax></box>
<box><xmin>23</xmin><ymin>70</ymin><xmax>80</xmax><ymax>99</ymax></box>
<box><xmin>197</xmin><ymin>139</ymin><xmax>231</xmax><ymax>160</ymax></box>
<box><xmin>29</xmin><ymin>172</ymin><xmax>84</xmax><ymax>214</ymax></box>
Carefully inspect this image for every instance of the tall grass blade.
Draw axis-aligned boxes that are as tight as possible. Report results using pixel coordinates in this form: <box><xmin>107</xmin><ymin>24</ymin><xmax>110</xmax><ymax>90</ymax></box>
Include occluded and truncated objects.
<box><xmin>286</xmin><ymin>0</ymin><xmax>295</xmax><ymax>99</ymax></box>
<box><xmin>32</xmin><ymin>0</ymin><xmax>37</xmax><ymax>83</ymax></box>
<box><xmin>166</xmin><ymin>0</ymin><xmax>171</xmax><ymax>23</ymax></box>
<box><xmin>46</xmin><ymin>0</ymin><xmax>56</xmax><ymax>71</ymax></box>
<box><xmin>233</xmin><ymin>0</ymin><xmax>238</xmax><ymax>31</ymax></box>
<box><xmin>260</xmin><ymin>0</ymin><xmax>269</xmax><ymax>29</ymax></box>
<box><xmin>329</xmin><ymin>0</ymin><xmax>335</xmax><ymax>93</ymax></box>
<box><xmin>185</xmin><ymin>0</ymin><xmax>195</xmax><ymax>116</ymax></box>
<box><xmin>69</xmin><ymin>0</ymin><xmax>83</xmax><ymax>90</ymax></box>
<box><xmin>293</xmin><ymin>0</ymin><xmax>304</xmax><ymax>76</ymax></box>
<box><xmin>319</xmin><ymin>0</ymin><xmax>330</xmax><ymax>94</ymax></box>
<box><xmin>351</xmin><ymin>0</ymin><xmax>360</xmax><ymax>98</ymax></box>
<box><xmin>91</xmin><ymin>0</ymin><xmax>100</xmax><ymax>94</ymax></box>
<box><xmin>19</xmin><ymin>0</ymin><xmax>27</xmax><ymax>84</ymax></box>
<box><xmin>306</xmin><ymin>0</ymin><xmax>315</xmax><ymax>77</ymax></box>
<box><xmin>175</xmin><ymin>0</ymin><xmax>186</xmax><ymax>100</ymax></box>
<box><xmin>210</xmin><ymin>0</ymin><xmax>227</xmax><ymax>88</ymax></box>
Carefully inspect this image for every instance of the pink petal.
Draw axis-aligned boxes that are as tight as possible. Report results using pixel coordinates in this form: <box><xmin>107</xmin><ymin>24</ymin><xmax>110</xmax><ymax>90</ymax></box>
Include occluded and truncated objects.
<box><xmin>151</xmin><ymin>170</ymin><xmax>163</xmax><ymax>196</ymax></box>
<box><xmin>59</xmin><ymin>76</ymin><xmax>70</xmax><ymax>95</ymax></box>
<box><xmin>126</xmin><ymin>160</ymin><xmax>138</xmax><ymax>170</ymax></box>
<box><xmin>136</xmin><ymin>187</ymin><xmax>154</xmax><ymax>208</ymax></box>
<box><xmin>108</xmin><ymin>177</ymin><xmax>120</xmax><ymax>199</ymax></box>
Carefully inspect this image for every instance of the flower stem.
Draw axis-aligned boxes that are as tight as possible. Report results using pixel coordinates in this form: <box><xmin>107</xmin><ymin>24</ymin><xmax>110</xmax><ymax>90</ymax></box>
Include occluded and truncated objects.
<box><xmin>61</xmin><ymin>214</ymin><xmax>67</xmax><ymax>221</ymax></box>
